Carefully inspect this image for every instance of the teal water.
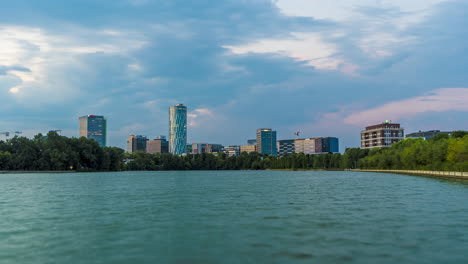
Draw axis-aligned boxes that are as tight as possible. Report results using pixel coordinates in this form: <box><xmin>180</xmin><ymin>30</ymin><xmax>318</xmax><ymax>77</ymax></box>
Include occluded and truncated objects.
<box><xmin>1</xmin><ymin>171</ymin><xmax>468</xmax><ymax>264</ymax></box>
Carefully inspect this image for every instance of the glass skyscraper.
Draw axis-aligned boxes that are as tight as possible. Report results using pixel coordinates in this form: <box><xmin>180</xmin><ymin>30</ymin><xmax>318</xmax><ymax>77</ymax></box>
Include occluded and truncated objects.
<box><xmin>169</xmin><ymin>104</ymin><xmax>187</xmax><ymax>155</ymax></box>
<box><xmin>256</xmin><ymin>128</ymin><xmax>277</xmax><ymax>156</ymax></box>
<box><xmin>79</xmin><ymin>115</ymin><xmax>107</xmax><ymax>147</ymax></box>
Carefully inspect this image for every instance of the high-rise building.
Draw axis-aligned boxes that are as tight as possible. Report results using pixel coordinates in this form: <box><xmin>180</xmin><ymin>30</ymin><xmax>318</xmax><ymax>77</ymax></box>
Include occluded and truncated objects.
<box><xmin>361</xmin><ymin>121</ymin><xmax>404</xmax><ymax>149</ymax></box>
<box><xmin>79</xmin><ymin>115</ymin><xmax>107</xmax><ymax>147</ymax></box>
<box><xmin>146</xmin><ymin>136</ymin><xmax>169</xmax><ymax>154</ymax></box>
<box><xmin>278</xmin><ymin>139</ymin><xmax>295</xmax><ymax>156</ymax></box>
<box><xmin>256</xmin><ymin>128</ymin><xmax>277</xmax><ymax>156</ymax></box>
<box><xmin>169</xmin><ymin>104</ymin><xmax>187</xmax><ymax>155</ymax></box>
<box><xmin>127</xmin><ymin>135</ymin><xmax>148</xmax><ymax>153</ymax></box>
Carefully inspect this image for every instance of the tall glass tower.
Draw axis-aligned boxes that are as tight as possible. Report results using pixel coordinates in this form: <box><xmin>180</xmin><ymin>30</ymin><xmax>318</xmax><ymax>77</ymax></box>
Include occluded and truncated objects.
<box><xmin>169</xmin><ymin>104</ymin><xmax>187</xmax><ymax>155</ymax></box>
<box><xmin>256</xmin><ymin>128</ymin><xmax>277</xmax><ymax>156</ymax></box>
<box><xmin>79</xmin><ymin>115</ymin><xmax>107</xmax><ymax>147</ymax></box>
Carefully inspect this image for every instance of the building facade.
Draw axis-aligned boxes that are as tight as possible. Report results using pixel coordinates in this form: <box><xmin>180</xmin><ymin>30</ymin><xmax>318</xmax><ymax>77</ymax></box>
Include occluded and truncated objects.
<box><xmin>169</xmin><ymin>104</ymin><xmax>187</xmax><ymax>155</ymax></box>
<box><xmin>256</xmin><ymin>128</ymin><xmax>277</xmax><ymax>156</ymax></box>
<box><xmin>192</xmin><ymin>143</ymin><xmax>225</xmax><ymax>154</ymax></box>
<box><xmin>293</xmin><ymin>137</ymin><xmax>339</xmax><ymax>154</ymax></box>
<box><xmin>315</xmin><ymin>137</ymin><xmax>339</xmax><ymax>153</ymax></box>
<box><xmin>240</xmin><ymin>145</ymin><xmax>256</xmax><ymax>153</ymax></box>
<box><xmin>79</xmin><ymin>115</ymin><xmax>107</xmax><ymax>147</ymax></box>
<box><xmin>225</xmin><ymin>146</ymin><xmax>241</xmax><ymax>157</ymax></box>
<box><xmin>278</xmin><ymin>139</ymin><xmax>295</xmax><ymax>156</ymax></box>
<box><xmin>361</xmin><ymin>122</ymin><xmax>404</xmax><ymax>149</ymax></box>
<box><xmin>126</xmin><ymin>135</ymin><xmax>148</xmax><ymax>153</ymax></box>
<box><xmin>146</xmin><ymin>136</ymin><xmax>169</xmax><ymax>154</ymax></box>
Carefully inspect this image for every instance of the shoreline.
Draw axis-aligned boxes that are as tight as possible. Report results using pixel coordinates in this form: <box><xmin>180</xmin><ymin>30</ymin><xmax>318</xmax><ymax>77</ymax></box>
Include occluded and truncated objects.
<box><xmin>350</xmin><ymin>169</ymin><xmax>468</xmax><ymax>180</ymax></box>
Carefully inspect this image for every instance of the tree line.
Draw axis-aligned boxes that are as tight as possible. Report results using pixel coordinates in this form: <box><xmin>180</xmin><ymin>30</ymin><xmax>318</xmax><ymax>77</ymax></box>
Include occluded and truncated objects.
<box><xmin>0</xmin><ymin>131</ymin><xmax>466</xmax><ymax>172</ymax></box>
<box><xmin>0</xmin><ymin>132</ymin><xmax>125</xmax><ymax>171</ymax></box>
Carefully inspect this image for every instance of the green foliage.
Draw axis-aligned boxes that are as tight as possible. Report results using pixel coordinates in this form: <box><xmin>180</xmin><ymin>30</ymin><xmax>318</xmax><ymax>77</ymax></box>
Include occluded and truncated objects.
<box><xmin>359</xmin><ymin>133</ymin><xmax>467</xmax><ymax>171</ymax></box>
<box><xmin>2</xmin><ymin>131</ymin><xmax>465</xmax><ymax>172</ymax></box>
<box><xmin>0</xmin><ymin>132</ymin><xmax>125</xmax><ymax>171</ymax></box>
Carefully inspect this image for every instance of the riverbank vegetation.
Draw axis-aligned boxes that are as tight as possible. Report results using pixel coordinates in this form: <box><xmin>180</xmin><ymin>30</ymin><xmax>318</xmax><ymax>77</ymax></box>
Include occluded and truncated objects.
<box><xmin>0</xmin><ymin>132</ymin><xmax>125</xmax><ymax>171</ymax></box>
<box><xmin>0</xmin><ymin>131</ymin><xmax>466</xmax><ymax>172</ymax></box>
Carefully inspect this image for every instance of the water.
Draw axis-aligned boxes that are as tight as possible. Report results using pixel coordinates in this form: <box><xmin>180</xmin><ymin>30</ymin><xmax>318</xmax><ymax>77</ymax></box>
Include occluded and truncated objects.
<box><xmin>1</xmin><ymin>171</ymin><xmax>468</xmax><ymax>264</ymax></box>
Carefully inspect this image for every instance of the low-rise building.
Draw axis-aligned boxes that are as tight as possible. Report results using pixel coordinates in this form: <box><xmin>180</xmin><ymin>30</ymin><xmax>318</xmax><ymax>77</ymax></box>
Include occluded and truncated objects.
<box><xmin>278</xmin><ymin>139</ymin><xmax>295</xmax><ymax>156</ymax></box>
<box><xmin>225</xmin><ymin>146</ymin><xmax>241</xmax><ymax>157</ymax></box>
<box><xmin>293</xmin><ymin>137</ymin><xmax>339</xmax><ymax>154</ymax></box>
<box><xmin>240</xmin><ymin>145</ymin><xmax>256</xmax><ymax>153</ymax></box>
<box><xmin>127</xmin><ymin>135</ymin><xmax>148</xmax><ymax>153</ymax></box>
<box><xmin>146</xmin><ymin>136</ymin><xmax>169</xmax><ymax>154</ymax></box>
<box><xmin>361</xmin><ymin>121</ymin><xmax>404</xmax><ymax>149</ymax></box>
<box><xmin>192</xmin><ymin>143</ymin><xmax>225</xmax><ymax>154</ymax></box>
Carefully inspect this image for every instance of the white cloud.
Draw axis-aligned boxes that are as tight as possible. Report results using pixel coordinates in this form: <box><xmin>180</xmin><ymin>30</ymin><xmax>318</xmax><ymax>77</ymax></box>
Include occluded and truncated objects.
<box><xmin>275</xmin><ymin>0</ymin><xmax>447</xmax><ymax>23</ymax></box>
<box><xmin>0</xmin><ymin>25</ymin><xmax>146</xmax><ymax>103</ymax></box>
<box><xmin>225</xmin><ymin>32</ymin><xmax>354</xmax><ymax>72</ymax></box>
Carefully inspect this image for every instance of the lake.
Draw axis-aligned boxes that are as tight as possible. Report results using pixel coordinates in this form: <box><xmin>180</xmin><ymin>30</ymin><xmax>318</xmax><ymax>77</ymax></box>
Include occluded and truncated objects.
<box><xmin>1</xmin><ymin>171</ymin><xmax>467</xmax><ymax>264</ymax></box>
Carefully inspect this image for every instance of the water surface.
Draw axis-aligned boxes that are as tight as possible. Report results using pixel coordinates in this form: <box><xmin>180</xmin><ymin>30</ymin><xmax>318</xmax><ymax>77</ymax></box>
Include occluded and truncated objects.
<box><xmin>1</xmin><ymin>171</ymin><xmax>467</xmax><ymax>264</ymax></box>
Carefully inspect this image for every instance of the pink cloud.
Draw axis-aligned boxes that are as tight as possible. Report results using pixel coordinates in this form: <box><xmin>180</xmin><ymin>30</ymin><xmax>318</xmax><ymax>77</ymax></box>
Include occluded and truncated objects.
<box><xmin>343</xmin><ymin>88</ymin><xmax>468</xmax><ymax>126</ymax></box>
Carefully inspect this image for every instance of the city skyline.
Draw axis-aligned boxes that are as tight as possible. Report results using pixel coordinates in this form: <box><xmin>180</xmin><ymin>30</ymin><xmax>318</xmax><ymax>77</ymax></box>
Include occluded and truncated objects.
<box><xmin>0</xmin><ymin>1</ymin><xmax>467</xmax><ymax>151</ymax></box>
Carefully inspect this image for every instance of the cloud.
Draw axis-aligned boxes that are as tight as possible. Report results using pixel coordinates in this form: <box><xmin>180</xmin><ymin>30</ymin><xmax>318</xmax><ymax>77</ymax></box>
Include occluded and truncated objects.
<box><xmin>343</xmin><ymin>88</ymin><xmax>468</xmax><ymax>126</ymax></box>
<box><xmin>0</xmin><ymin>24</ymin><xmax>145</xmax><ymax>101</ymax></box>
<box><xmin>0</xmin><ymin>0</ymin><xmax>467</xmax><ymax>150</ymax></box>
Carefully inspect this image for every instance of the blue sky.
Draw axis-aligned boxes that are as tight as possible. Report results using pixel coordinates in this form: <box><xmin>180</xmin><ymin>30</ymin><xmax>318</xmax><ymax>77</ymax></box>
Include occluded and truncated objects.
<box><xmin>0</xmin><ymin>0</ymin><xmax>467</xmax><ymax>150</ymax></box>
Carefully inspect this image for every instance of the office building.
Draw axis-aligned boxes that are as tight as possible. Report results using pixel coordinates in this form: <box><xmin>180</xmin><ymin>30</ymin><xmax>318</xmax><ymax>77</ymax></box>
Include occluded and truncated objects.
<box><xmin>192</xmin><ymin>143</ymin><xmax>225</xmax><ymax>154</ymax></box>
<box><xmin>225</xmin><ymin>146</ymin><xmax>240</xmax><ymax>157</ymax></box>
<box><xmin>146</xmin><ymin>136</ymin><xmax>169</xmax><ymax>154</ymax></box>
<box><xmin>361</xmin><ymin>121</ymin><xmax>404</xmax><ymax>149</ymax></box>
<box><xmin>256</xmin><ymin>128</ymin><xmax>277</xmax><ymax>156</ymax></box>
<box><xmin>278</xmin><ymin>139</ymin><xmax>295</xmax><ymax>156</ymax></box>
<box><xmin>315</xmin><ymin>137</ymin><xmax>339</xmax><ymax>153</ymax></box>
<box><xmin>294</xmin><ymin>138</ymin><xmax>316</xmax><ymax>154</ymax></box>
<box><xmin>79</xmin><ymin>115</ymin><xmax>107</xmax><ymax>147</ymax></box>
<box><xmin>294</xmin><ymin>137</ymin><xmax>339</xmax><ymax>154</ymax></box>
<box><xmin>169</xmin><ymin>104</ymin><xmax>187</xmax><ymax>155</ymax></box>
<box><xmin>240</xmin><ymin>145</ymin><xmax>256</xmax><ymax>153</ymax></box>
<box><xmin>127</xmin><ymin>135</ymin><xmax>148</xmax><ymax>153</ymax></box>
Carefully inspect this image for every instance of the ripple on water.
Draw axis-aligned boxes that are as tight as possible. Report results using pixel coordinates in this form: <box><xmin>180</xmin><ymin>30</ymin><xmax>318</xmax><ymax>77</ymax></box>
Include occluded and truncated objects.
<box><xmin>0</xmin><ymin>170</ymin><xmax>468</xmax><ymax>264</ymax></box>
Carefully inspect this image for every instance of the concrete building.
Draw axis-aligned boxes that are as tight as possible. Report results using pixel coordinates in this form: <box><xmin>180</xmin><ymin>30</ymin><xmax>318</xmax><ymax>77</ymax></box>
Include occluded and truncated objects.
<box><xmin>278</xmin><ymin>139</ymin><xmax>295</xmax><ymax>156</ymax></box>
<box><xmin>146</xmin><ymin>136</ymin><xmax>169</xmax><ymax>154</ymax></box>
<box><xmin>225</xmin><ymin>146</ymin><xmax>241</xmax><ymax>157</ymax></box>
<box><xmin>79</xmin><ymin>115</ymin><xmax>107</xmax><ymax>147</ymax></box>
<box><xmin>256</xmin><ymin>128</ymin><xmax>277</xmax><ymax>156</ymax></box>
<box><xmin>294</xmin><ymin>137</ymin><xmax>339</xmax><ymax>154</ymax></box>
<box><xmin>127</xmin><ymin>135</ymin><xmax>148</xmax><ymax>153</ymax></box>
<box><xmin>169</xmin><ymin>104</ymin><xmax>187</xmax><ymax>155</ymax></box>
<box><xmin>361</xmin><ymin>121</ymin><xmax>404</xmax><ymax>149</ymax></box>
<box><xmin>240</xmin><ymin>145</ymin><xmax>256</xmax><ymax>153</ymax></box>
<box><xmin>191</xmin><ymin>143</ymin><xmax>224</xmax><ymax>154</ymax></box>
<box><xmin>294</xmin><ymin>138</ymin><xmax>315</xmax><ymax>154</ymax></box>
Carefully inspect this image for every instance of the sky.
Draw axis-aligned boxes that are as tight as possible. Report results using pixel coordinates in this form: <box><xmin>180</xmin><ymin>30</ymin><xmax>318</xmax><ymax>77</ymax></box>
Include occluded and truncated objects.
<box><xmin>0</xmin><ymin>0</ymin><xmax>467</xmax><ymax>151</ymax></box>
